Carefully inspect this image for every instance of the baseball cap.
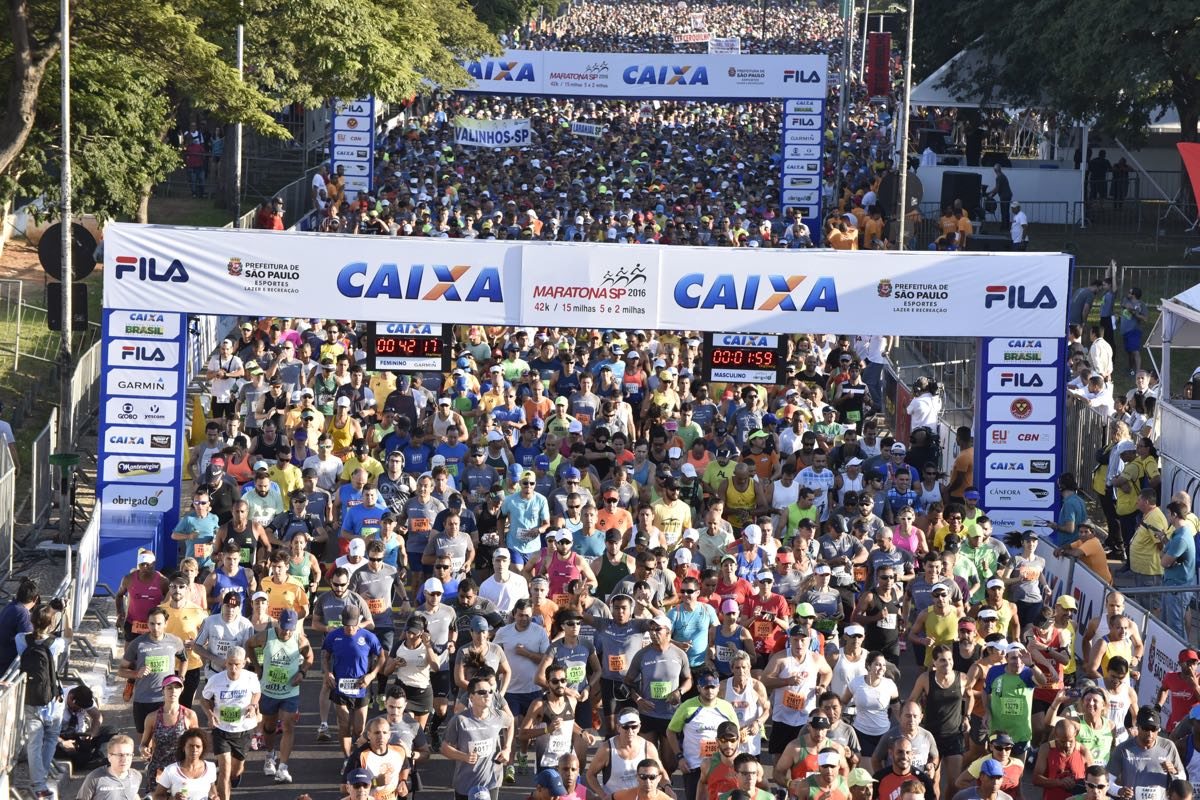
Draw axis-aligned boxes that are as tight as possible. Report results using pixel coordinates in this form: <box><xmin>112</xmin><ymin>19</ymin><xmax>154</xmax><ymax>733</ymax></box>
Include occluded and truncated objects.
<box><xmin>845</xmin><ymin>457</ymin><xmax>863</xmax><ymax>467</ymax></box>
<box><xmin>137</xmin><ymin>549</ymin><xmax>156</xmax><ymax>565</ymax></box>
<box><xmin>348</xmin><ymin>538</ymin><xmax>366</xmax><ymax>556</ymax></box>
<box><xmin>719</xmin><ymin>599</ymin><xmax>738</xmax><ymax>614</ymax></box>
<box><xmin>743</xmin><ymin>523</ymin><xmax>762</xmax><ymax>544</ymax></box>
<box><xmin>990</xmin><ymin>732</ymin><xmax>1015</xmax><ymax>746</ymax></box>
<box><xmin>487</xmin><ymin>430</ymin><xmax>504</xmax><ymax>442</ymax></box>
<box><xmin>794</xmin><ymin>602</ymin><xmax>816</xmax><ymax>618</ymax></box>
<box><xmin>554</xmin><ymin>396</ymin><xmax>569</xmax><ymax>406</ymax></box>
<box><xmin>1056</xmin><ymin>595</ymin><xmax>1077</xmax><ymax>610</ymax></box>
<box><xmin>673</xmin><ymin>550</ymin><xmax>692</xmax><ymax>565</ymax></box>
<box><xmin>810</xmin><ymin>715</ymin><xmax>832</xmax><ymax>730</ymax></box>
<box><xmin>562</xmin><ymin>466</ymin><xmax>582</xmax><ymax>480</ymax></box>
<box><xmin>251</xmin><ymin>591</ymin><xmax>269</xmax><ymax>602</ymax></box>
<box><xmin>423</xmin><ymin>578</ymin><xmax>444</xmax><ymax>594</ymax></box>
<box><xmin>534</xmin><ymin>769</ymin><xmax>569</xmax><ymax>797</ymax></box>
<box><xmin>986</xmin><ymin>578</ymin><xmax>1005</xmax><ymax>590</ymax></box>
<box><xmin>469</xmin><ymin>615</ymin><xmax>491</xmax><ymax>633</ymax></box>
<box><xmin>890</xmin><ymin>443</ymin><xmax>907</xmax><ymax>454</ymax></box>
<box><xmin>651</xmin><ymin>614</ymin><xmax>672</xmax><ymax>630</ymax></box>
<box><xmin>1182</xmin><ymin>649</ymin><xmax>1200</xmax><ymax>663</ymax></box>
<box><xmin>1137</xmin><ymin>705</ymin><xmax>1162</xmax><ymax>729</ymax></box>
<box><xmin>278</xmin><ymin>609</ymin><xmax>298</xmax><ymax>631</ymax></box>
<box><xmin>979</xmin><ymin>759</ymin><xmax>1005</xmax><ymax>778</ymax></box>
<box><xmin>346</xmin><ymin>767</ymin><xmax>374</xmax><ymax>786</ymax></box>
<box><xmin>682</xmin><ymin>527</ymin><xmax>698</xmax><ymax>540</ymax></box>
<box><xmin>848</xmin><ymin>768</ymin><xmax>876</xmax><ymax>788</ymax></box>
<box><xmin>843</xmin><ymin>624</ymin><xmax>865</xmax><ymax>637</ymax></box>
<box><xmin>668</xmin><ymin>446</ymin><xmax>683</xmax><ymax>459</ymax></box>
<box><xmin>680</xmin><ymin>463</ymin><xmax>697</xmax><ymax>478</ymax></box>
<box><xmin>336</xmin><ymin>396</ymin><xmax>351</xmax><ymax>408</ymax></box>
<box><xmin>534</xmin><ymin>455</ymin><xmax>551</xmax><ymax>470</ymax></box>
<box><xmin>697</xmin><ymin>672</ymin><xmax>720</xmax><ymax>688</ymax></box>
<box><xmin>978</xmin><ymin>608</ymin><xmax>999</xmax><ymax>620</ymax></box>
<box><xmin>964</xmin><ymin>489</ymin><xmax>981</xmax><ymax>501</ymax></box>
<box><xmin>493</xmin><ymin>548</ymin><xmax>511</xmax><ymax>561</ymax></box>
<box><xmin>162</xmin><ymin>674</ymin><xmax>184</xmax><ymax>688</ymax></box>
<box><xmin>817</xmin><ymin>751</ymin><xmax>840</xmax><ymax>767</ymax></box>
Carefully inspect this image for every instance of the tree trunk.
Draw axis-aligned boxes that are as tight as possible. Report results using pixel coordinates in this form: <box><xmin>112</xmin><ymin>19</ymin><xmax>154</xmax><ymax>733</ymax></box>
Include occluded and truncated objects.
<box><xmin>136</xmin><ymin>184</ymin><xmax>152</xmax><ymax>223</ymax></box>
<box><xmin>0</xmin><ymin>0</ymin><xmax>61</xmax><ymax>179</ymax></box>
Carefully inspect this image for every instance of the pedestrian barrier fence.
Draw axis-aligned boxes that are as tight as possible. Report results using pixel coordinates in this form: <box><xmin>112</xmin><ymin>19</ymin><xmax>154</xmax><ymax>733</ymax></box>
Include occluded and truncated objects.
<box><xmin>26</xmin><ymin>407</ymin><xmax>57</xmax><ymax>527</ymax></box>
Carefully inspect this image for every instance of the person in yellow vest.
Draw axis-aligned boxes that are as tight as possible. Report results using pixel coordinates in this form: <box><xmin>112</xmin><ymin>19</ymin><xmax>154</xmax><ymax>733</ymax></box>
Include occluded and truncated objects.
<box><xmin>1111</xmin><ymin>447</ymin><xmax>1144</xmax><ymax>565</ymax></box>
<box><xmin>1128</xmin><ymin>490</ymin><xmax>1167</xmax><ymax>615</ymax></box>
<box><xmin>1051</xmin><ymin>596</ymin><xmax>1079</xmax><ymax>684</ymax></box>
<box><xmin>262</xmin><ymin>549</ymin><xmax>309</xmax><ymax>621</ymax></box>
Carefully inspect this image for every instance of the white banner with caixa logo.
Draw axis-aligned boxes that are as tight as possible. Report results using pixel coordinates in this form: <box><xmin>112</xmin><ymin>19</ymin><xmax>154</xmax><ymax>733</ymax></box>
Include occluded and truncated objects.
<box><xmin>97</xmin><ymin>307</ymin><xmax>187</xmax><ymax>531</ymax></box>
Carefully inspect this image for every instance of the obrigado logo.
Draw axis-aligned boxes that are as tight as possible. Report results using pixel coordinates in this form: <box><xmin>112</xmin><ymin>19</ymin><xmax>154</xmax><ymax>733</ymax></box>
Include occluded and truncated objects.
<box><xmin>110</xmin><ymin>489</ymin><xmax>164</xmax><ymax>508</ymax></box>
<box><xmin>622</xmin><ymin>65</ymin><xmax>709</xmax><ymax>86</ymax></box>
<box><xmin>337</xmin><ymin>263</ymin><xmax>503</xmax><ymax>303</ymax></box>
<box><xmin>466</xmin><ymin>59</ymin><xmax>535</xmax><ymax>82</ymax></box>
<box><xmin>674</xmin><ymin>274</ymin><xmax>838</xmax><ymax>312</ymax></box>
<box><xmin>114</xmin><ymin>255</ymin><xmax>188</xmax><ymax>282</ymax></box>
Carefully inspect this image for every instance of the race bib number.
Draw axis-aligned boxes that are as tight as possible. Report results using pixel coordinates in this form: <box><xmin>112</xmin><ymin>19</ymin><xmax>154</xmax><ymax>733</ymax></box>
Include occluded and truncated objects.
<box><xmin>410</xmin><ymin>518</ymin><xmax>431</xmax><ymax>533</ymax></box>
<box><xmin>338</xmin><ymin>677</ymin><xmax>363</xmax><ymax>695</ymax></box>
<box><xmin>700</xmin><ymin>739</ymin><xmax>719</xmax><ymax>758</ymax></box>
<box><xmin>784</xmin><ymin>690</ymin><xmax>806</xmax><ymax>711</ymax></box>
<box><xmin>131</xmin><ymin>620</ymin><xmax>149</xmax><ymax>635</ymax></box>
<box><xmin>145</xmin><ymin>655</ymin><xmax>171</xmax><ymax>675</ymax></box>
<box><xmin>853</xmin><ymin>565</ymin><xmax>869</xmax><ymax>583</ymax></box>
<box><xmin>219</xmin><ymin>705</ymin><xmax>243</xmax><ymax>724</ymax></box>
<box><xmin>715</xmin><ymin>645</ymin><xmax>736</xmax><ymax>663</ymax></box>
<box><xmin>367</xmin><ymin>597</ymin><xmax>387</xmax><ymax>614</ymax></box>
<box><xmin>469</xmin><ymin>739</ymin><xmax>494</xmax><ymax>758</ymax></box>
<box><xmin>194</xmin><ymin>542</ymin><xmax>212</xmax><ymax>559</ymax></box>
<box><xmin>553</xmin><ymin>593</ymin><xmax>572</xmax><ymax>608</ymax></box>
<box><xmin>566</xmin><ymin>665</ymin><xmax>586</xmax><ymax>685</ymax></box>
<box><xmin>240</xmin><ymin>547</ymin><xmax>252</xmax><ymax>563</ymax></box>
<box><xmin>1136</xmin><ymin>789</ymin><xmax>1165</xmax><ymax>800</ymax></box>
<box><xmin>1001</xmin><ymin>697</ymin><xmax>1023</xmax><ymax>716</ymax></box>
<box><xmin>650</xmin><ymin>680</ymin><xmax>671</xmax><ymax>700</ymax></box>
<box><xmin>753</xmin><ymin>620</ymin><xmax>774</xmax><ymax>639</ymax></box>
<box><xmin>267</xmin><ymin>665</ymin><xmax>290</xmax><ymax>686</ymax></box>
<box><xmin>607</xmin><ymin>655</ymin><xmax>626</xmax><ymax>673</ymax></box>
<box><xmin>269</xmin><ymin>606</ymin><xmax>285</xmax><ymax>620</ymax></box>
<box><xmin>847</xmin><ymin>410</ymin><xmax>862</xmax><ymax>423</ymax></box>
<box><xmin>878</xmin><ymin>613</ymin><xmax>897</xmax><ymax>630</ymax></box>
<box><xmin>326</xmin><ymin>620</ymin><xmax>343</xmax><ymax>630</ymax></box>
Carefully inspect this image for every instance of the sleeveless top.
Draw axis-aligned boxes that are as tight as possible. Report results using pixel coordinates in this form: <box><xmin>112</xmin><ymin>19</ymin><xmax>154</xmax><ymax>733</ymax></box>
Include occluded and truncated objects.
<box><xmin>1043</xmin><ymin>743</ymin><xmax>1088</xmax><ymax>800</ymax></box>
<box><xmin>704</xmin><ymin>755</ymin><xmax>738</xmax><ymax>800</ymax></box>
<box><xmin>127</xmin><ymin>571</ymin><xmax>165</xmax><ymax>626</ymax></box>
<box><xmin>1099</xmin><ymin>638</ymin><xmax>1133</xmax><ymax>675</ymax></box>
<box><xmin>146</xmin><ymin>706</ymin><xmax>190</xmax><ymax>779</ymax></box>
<box><xmin>917</xmin><ymin>481</ymin><xmax>943</xmax><ymax>508</ymax></box>
<box><xmin>724</xmin><ymin>679</ymin><xmax>762</xmax><ymax>755</ymax></box>
<box><xmin>712</xmin><ymin>626</ymin><xmax>744</xmax><ymax>678</ymax></box>
<box><xmin>391</xmin><ymin>639</ymin><xmax>432</xmax><ymax>690</ymax></box>
<box><xmin>892</xmin><ymin>525</ymin><xmax>921</xmax><ymax>557</ymax></box>
<box><xmin>830</xmin><ymin>651</ymin><xmax>868</xmax><ymax>697</ymax></box>
<box><xmin>924</xmin><ymin>669</ymin><xmax>963</xmax><ymax>739</ymax></box>
<box><xmin>547</xmin><ymin>551</ymin><xmax>582</xmax><ymax>598</ymax></box>
<box><xmin>923</xmin><ymin>609</ymin><xmax>960</xmax><ymax>666</ymax></box>
<box><xmin>226</xmin><ymin>523</ymin><xmax>259</xmax><ymax>567</ymax></box>
<box><xmin>329</xmin><ymin>417</ymin><xmax>355</xmax><ymax>453</ymax></box>
<box><xmin>602</xmin><ymin>735</ymin><xmax>647</xmax><ymax>794</ymax></box>
<box><xmin>836</xmin><ymin>473</ymin><xmax>864</xmax><ymax>505</ymax></box>
<box><xmin>1059</xmin><ymin>622</ymin><xmax>1078</xmax><ymax>676</ymax></box>
<box><xmin>789</xmin><ymin>743</ymin><xmax>822</xmax><ymax>779</ymax></box>
<box><xmin>1107</xmin><ymin>679</ymin><xmax>1134</xmax><ymax>734</ymax></box>
<box><xmin>771</xmin><ymin>653</ymin><xmax>818</xmax><ymax>726</ymax></box>
<box><xmin>1077</xmin><ymin>717</ymin><xmax>1116</xmax><ymax>764</ymax></box>
<box><xmin>596</xmin><ymin>555</ymin><xmax>632</xmax><ymax>600</ymax></box>
<box><xmin>535</xmin><ymin>696</ymin><xmax>577</xmax><ymax>769</ymax></box>
<box><xmin>771</xmin><ymin>479</ymin><xmax>800</xmax><ymax>511</ymax></box>
<box><xmin>261</xmin><ymin>627</ymin><xmax>302</xmax><ymax>699</ymax></box>
<box><xmin>211</xmin><ymin>568</ymin><xmax>250</xmax><ymax>611</ymax></box>
<box><xmin>724</xmin><ymin>480</ymin><xmax>756</xmax><ymax>527</ymax></box>
<box><xmin>288</xmin><ymin>552</ymin><xmax>314</xmax><ymax>587</ymax></box>
<box><xmin>953</xmin><ymin>642</ymin><xmax>981</xmax><ymax>676</ymax></box>
<box><xmin>863</xmin><ymin>590</ymin><xmax>902</xmax><ymax>652</ymax></box>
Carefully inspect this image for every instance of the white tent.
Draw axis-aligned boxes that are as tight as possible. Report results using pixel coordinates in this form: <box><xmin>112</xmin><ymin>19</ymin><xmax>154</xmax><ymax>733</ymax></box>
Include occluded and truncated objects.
<box><xmin>910</xmin><ymin>47</ymin><xmax>1007</xmax><ymax>108</ymax></box>
<box><xmin>1148</xmin><ymin>282</ymin><xmax>1200</xmax><ymax>398</ymax></box>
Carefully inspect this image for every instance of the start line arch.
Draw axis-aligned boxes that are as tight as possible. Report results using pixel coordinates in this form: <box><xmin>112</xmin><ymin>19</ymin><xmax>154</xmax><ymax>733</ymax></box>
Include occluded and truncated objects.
<box><xmin>97</xmin><ymin>223</ymin><xmax>1072</xmax><ymax>589</ymax></box>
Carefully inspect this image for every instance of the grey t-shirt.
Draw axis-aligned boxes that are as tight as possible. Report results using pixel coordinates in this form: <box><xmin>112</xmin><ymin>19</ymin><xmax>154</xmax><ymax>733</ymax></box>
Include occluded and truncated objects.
<box><xmin>405</xmin><ymin>496</ymin><xmax>447</xmax><ymax>554</ymax></box>
<box><xmin>123</xmin><ymin>633</ymin><xmax>185</xmax><ymax>703</ymax></box>
<box><xmin>314</xmin><ymin>590</ymin><xmax>374</xmax><ymax>634</ymax></box>
<box><xmin>493</xmin><ymin>622</ymin><xmax>550</xmax><ymax>694</ymax></box>
<box><xmin>404</xmin><ymin>603</ymin><xmax>457</xmax><ymax>670</ymax></box>
<box><xmin>1107</xmin><ymin>736</ymin><xmax>1185</xmax><ymax>794</ymax></box>
<box><xmin>76</xmin><ymin>766</ymin><xmax>143</xmax><ymax>800</ymax></box>
<box><xmin>1010</xmin><ymin>555</ymin><xmax>1046</xmax><ymax>604</ymax></box>
<box><xmin>594</xmin><ymin>618</ymin><xmax>653</xmax><ymax>681</ymax></box>
<box><xmin>872</xmin><ymin>723</ymin><xmax>940</xmax><ymax>771</ymax></box>
<box><xmin>907</xmin><ymin>576</ymin><xmax>963</xmax><ymax>618</ymax></box>
<box><xmin>444</xmin><ymin>706</ymin><xmax>511</xmax><ymax>794</ymax></box>
<box><xmin>350</xmin><ymin>564</ymin><xmax>399</xmax><ymax>629</ymax></box>
<box><xmin>195</xmin><ymin>614</ymin><xmax>255</xmax><ymax>673</ymax></box>
<box><xmin>625</xmin><ymin>644</ymin><xmax>691</xmax><ymax>719</ymax></box>
<box><xmin>423</xmin><ymin>532</ymin><xmax>472</xmax><ymax>575</ymax></box>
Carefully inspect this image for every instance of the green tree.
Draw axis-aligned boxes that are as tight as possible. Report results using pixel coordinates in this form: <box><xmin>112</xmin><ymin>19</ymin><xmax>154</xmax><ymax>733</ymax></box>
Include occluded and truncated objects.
<box><xmin>469</xmin><ymin>0</ymin><xmax>562</xmax><ymax>36</ymax></box>
<box><xmin>1</xmin><ymin>0</ymin><xmax>497</xmax><ymax>223</ymax></box>
<box><xmin>912</xmin><ymin>0</ymin><xmax>1200</xmax><ymax>143</ymax></box>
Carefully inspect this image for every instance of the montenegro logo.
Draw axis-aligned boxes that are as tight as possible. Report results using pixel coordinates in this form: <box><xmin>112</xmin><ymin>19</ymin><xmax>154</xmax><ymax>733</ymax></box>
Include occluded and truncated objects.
<box><xmin>1010</xmin><ymin>397</ymin><xmax>1033</xmax><ymax>420</ymax></box>
<box><xmin>877</xmin><ymin>279</ymin><xmax>893</xmax><ymax>298</ymax></box>
<box><xmin>227</xmin><ymin>258</ymin><xmax>242</xmax><ymax>277</ymax></box>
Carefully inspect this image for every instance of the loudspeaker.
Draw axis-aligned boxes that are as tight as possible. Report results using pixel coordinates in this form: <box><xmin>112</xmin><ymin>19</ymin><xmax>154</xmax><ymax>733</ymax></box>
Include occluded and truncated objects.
<box><xmin>967</xmin><ymin>233</ymin><xmax>1010</xmax><ymax>251</ymax></box>
<box><xmin>46</xmin><ymin>283</ymin><xmax>88</xmax><ymax>331</ymax></box>
<box><xmin>980</xmin><ymin>152</ymin><xmax>1012</xmax><ymax>168</ymax></box>
<box><xmin>940</xmin><ymin>171</ymin><xmax>983</xmax><ymax>217</ymax></box>
<box><xmin>917</xmin><ymin>129</ymin><xmax>949</xmax><ymax>154</ymax></box>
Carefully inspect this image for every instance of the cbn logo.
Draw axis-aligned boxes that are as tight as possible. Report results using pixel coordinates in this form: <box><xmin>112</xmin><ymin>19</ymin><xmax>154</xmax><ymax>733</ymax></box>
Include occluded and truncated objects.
<box><xmin>622</xmin><ymin>65</ymin><xmax>709</xmax><ymax>85</ymax></box>
<box><xmin>337</xmin><ymin>263</ymin><xmax>504</xmax><ymax>302</ymax></box>
<box><xmin>114</xmin><ymin>255</ymin><xmax>189</xmax><ymax>282</ymax></box>
<box><xmin>466</xmin><ymin>60</ymin><xmax>535</xmax><ymax>81</ymax></box>
<box><xmin>674</xmin><ymin>274</ymin><xmax>838</xmax><ymax>312</ymax></box>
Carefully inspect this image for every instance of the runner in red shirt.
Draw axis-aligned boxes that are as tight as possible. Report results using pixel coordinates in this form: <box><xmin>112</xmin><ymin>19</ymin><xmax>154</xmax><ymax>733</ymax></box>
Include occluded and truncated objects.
<box><xmin>742</xmin><ymin>570</ymin><xmax>791</xmax><ymax>667</ymax></box>
<box><xmin>713</xmin><ymin>555</ymin><xmax>753</xmax><ymax>607</ymax></box>
<box><xmin>1156</xmin><ymin>648</ymin><xmax>1200</xmax><ymax>733</ymax></box>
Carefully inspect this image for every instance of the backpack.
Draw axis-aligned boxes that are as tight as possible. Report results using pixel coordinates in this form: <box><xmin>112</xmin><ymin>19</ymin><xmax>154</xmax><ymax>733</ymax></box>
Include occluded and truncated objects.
<box><xmin>20</xmin><ymin>634</ymin><xmax>61</xmax><ymax>706</ymax></box>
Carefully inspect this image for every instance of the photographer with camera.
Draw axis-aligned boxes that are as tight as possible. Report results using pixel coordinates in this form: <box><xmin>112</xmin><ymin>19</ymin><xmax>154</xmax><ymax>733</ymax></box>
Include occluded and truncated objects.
<box><xmin>906</xmin><ymin>378</ymin><xmax>943</xmax><ymax>432</ymax></box>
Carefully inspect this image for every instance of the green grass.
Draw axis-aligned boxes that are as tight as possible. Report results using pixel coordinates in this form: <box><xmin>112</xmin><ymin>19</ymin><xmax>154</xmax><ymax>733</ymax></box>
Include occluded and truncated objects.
<box><xmin>148</xmin><ymin>197</ymin><xmax>237</xmax><ymax>228</ymax></box>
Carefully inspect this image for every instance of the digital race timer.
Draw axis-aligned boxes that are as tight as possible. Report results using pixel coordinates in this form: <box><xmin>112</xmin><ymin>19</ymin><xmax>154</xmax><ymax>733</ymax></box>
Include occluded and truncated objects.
<box><xmin>366</xmin><ymin>323</ymin><xmax>452</xmax><ymax>372</ymax></box>
<box><xmin>702</xmin><ymin>332</ymin><xmax>787</xmax><ymax>384</ymax></box>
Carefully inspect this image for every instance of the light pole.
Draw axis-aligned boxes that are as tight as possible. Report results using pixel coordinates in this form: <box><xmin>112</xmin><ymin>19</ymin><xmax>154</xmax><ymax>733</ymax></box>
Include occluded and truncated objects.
<box><xmin>232</xmin><ymin>0</ymin><xmax>245</xmax><ymax>227</ymax></box>
<box><xmin>895</xmin><ymin>0</ymin><xmax>915</xmax><ymax>249</ymax></box>
<box><xmin>56</xmin><ymin>0</ymin><xmax>75</xmax><ymax>547</ymax></box>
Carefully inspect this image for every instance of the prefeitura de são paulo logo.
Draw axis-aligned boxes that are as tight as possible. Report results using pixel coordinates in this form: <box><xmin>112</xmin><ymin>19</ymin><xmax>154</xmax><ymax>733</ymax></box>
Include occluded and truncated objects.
<box><xmin>877</xmin><ymin>279</ymin><xmax>893</xmax><ymax>298</ymax></box>
<box><xmin>228</xmin><ymin>258</ymin><xmax>242</xmax><ymax>277</ymax></box>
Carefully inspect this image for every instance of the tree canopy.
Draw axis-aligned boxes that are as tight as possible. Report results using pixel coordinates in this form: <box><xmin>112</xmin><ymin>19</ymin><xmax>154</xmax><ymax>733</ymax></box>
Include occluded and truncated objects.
<box><xmin>913</xmin><ymin>0</ymin><xmax>1200</xmax><ymax>143</ymax></box>
<box><xmin>0</xmin><ymin>0</ymin><xmax>498</xmax><ymax>221</ymax></box>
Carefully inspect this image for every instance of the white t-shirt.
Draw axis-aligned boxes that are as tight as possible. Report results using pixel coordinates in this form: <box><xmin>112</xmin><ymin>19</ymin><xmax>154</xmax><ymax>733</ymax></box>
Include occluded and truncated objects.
<box><xmin>492</xmin><ymin>622</ymin><xmax>549</xmax><ymax>694</ymax></box>
<box><xmin>157</xmin><ymin>760</ymin><xmax>219</xmax><ymax>797</ymax></box>
<box><xmin>1010</xmin><ymin>211</ymin><xmax>1029</xmax><ymax>243</ymax></box>
<box><xmin>479</xmin><ymin>572</ymin><xmax>530</xmax><ymax>616</ymax></box>
<box><xmin>200</xmin><ymin>669</ymin><xmax>261</xmax><ymax>733</ymax></box>
<box><xmin>848</xmin><ymin>674</ymin><xmax>898</xmax><ymax>736</ymax></box>
<box><xmin>206</xmin><ymin>354</ymin><xmax>243</xmax><ymax>402</ymax></box>
<box><xmin>906</xmin><ymin>393</ymin><xmax>943</xmax><ymax>431</ymax></box>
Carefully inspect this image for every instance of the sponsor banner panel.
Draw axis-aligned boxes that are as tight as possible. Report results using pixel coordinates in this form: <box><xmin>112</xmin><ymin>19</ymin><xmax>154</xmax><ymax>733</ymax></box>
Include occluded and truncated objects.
<box><xmin>103</xmin><ymin>397</ymin><xmax>178</xmax><ymax>427</ymax></box>
<box><xmin>106</xmin><ymin>339</ymin><xmax>181</xmax><ymax>369</ymax></box>
<box><xmin>520</xmin><ymin>246</ymin><xmax>661</xmax><ymax>328</ymax></box>
<box><xmin>103</xmin><ymin>426</ymin><xmax>178</xmax><ymax>455</ymax></box>
<box><xmin>985</xmin><ymin>394</ymin><xmax>1058</xmax><ymax>423</ymax></box>
<box><xmin>330</xmin><ymin>96</ymin><xmax>375</xmax><ymax>200</ymax></box>
<box><xmin>105</xmin><ymin>368</ymin><xmax>179</xmax><ymax>399</ymax></box>
<box><xmin>983</xmin><ymin>452</ymin><xmax>1057</xmax><ymax>480</ymax></box>
<box><xmin>984</xmin><ymin>366</ymin><xmax>1059</xmax><ymax>395</ymax></box>
<box><xmin>984</xmin><ymin>423</ymin><xmax>1057</xmax><ymax>452</ymax></box>
<box><xmin>983</xmin><ymin>480</ymin><xmax>1056</xmax><ymax>509</ymax></box>
<box><xmin>102</xmin><ymin>455</ymin><xmax>176</xmax><ymax>484</ymax></box>
<box><xmin>458</xmin><ymin>50</ymin><xmax>828</xmax><ymax>99</ymax></box>
<box><xmin>100</xmin><ymin>484</ymin><xmax>176</xmax><ymax>514</ymax></box>
<box><xmin>106</xmin><ymin>311</ymin><xmax>181</xmax><ymax>340</ymax></box>
<box><xmin>570</xmin><ymin>121</ymin><xmax>604</xmax><ymax>137</ymax></box>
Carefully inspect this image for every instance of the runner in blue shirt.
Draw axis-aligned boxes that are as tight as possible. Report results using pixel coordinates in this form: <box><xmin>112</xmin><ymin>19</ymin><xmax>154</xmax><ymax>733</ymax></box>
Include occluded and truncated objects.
<box><xmin>322</xmin><ymin>605</ymin><xmax>384</xmax><ymax>757</ymax></box>
<box><xmin>500</xmin><ymin>470</ymin><xmax>551</xmax><ymax>567</ymax></box>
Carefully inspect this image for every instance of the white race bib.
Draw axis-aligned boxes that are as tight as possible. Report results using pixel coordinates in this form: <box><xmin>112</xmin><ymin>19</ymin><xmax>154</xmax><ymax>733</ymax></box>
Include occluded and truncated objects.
<box><xmin>878</xmin><ymin>613</ymin><xmax>897</xmax><ymax>630</ymax></box>
<box><xmin>337</xmin><ymin>677</ymin><xmax>361</xmax><ymax>694</ymax></box>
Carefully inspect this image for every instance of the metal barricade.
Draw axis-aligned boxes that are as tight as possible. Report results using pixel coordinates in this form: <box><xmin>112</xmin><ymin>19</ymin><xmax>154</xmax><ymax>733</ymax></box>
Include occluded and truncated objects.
<box><xmin>26</xmin><ymin>407</ymin><xmax>57</xmax><ymax>526</ymax></box>
<box><xmin>1062</xmin><ymin>394</ymin><xmax>1112</xmax><ymax>492</ymax></box>
<box><xmin>68</xmin><ymin>341</ymin><xmax>102</xmax><ymax>440</ymax></box>
<box><xmin>0</xmin><ymin>446</ymin><xmax>16</xmax><ymax>583</ymax></box>
<box><xmin>0</xmin><ymin>665</ymin><xmax>28</xmax><ymax>789</ymax></box>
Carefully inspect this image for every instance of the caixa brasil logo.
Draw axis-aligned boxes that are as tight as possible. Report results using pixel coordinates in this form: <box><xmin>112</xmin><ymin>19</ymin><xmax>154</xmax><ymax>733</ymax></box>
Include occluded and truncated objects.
<box><xmin>984</xmin><ymin>285</ymin><xmax>1057</xmax><ymax>309</ymax></box>
<box><xmin>466</xmin><ymin>59</ymin><xmax>536</xmax><ymax>82</ymax></box>
<box><xmin>114</xmin><ymin>255</ymin><xmax>189</xmax><ymax>282</ymax></box>
<box><xmin>622</xmin><ymin>65</ymin><xmax>709</xmax><ymax>86</ymax></box>
<box><xmin>337</xmin><ymin>263</ymin><xmax>503</xmax><ymax>302</ymax></box>
<box><xmin>674</xmin><ymin>273</ymin><xmax>838</xmax><ymax>312</ymax></box>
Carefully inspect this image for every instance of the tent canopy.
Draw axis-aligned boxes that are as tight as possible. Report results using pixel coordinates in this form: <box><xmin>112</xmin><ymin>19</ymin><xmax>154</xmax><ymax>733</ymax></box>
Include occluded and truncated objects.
<box><xmin>910</xmin><ymin>46</ymin><xmax>1013</xmax><ymax>109</ymax></box>
<box><xmin>1149</xmin><ymin>283</ymin><xmax>1200</xmax><ymax>348</ymax></box>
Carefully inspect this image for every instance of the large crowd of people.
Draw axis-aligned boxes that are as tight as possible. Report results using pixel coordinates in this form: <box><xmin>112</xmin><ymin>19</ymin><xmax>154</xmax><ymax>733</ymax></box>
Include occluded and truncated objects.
<box><xmin>1</xmin><ymin>310</ymin><xmax>1181</xmax><ymax>800</ymax></box>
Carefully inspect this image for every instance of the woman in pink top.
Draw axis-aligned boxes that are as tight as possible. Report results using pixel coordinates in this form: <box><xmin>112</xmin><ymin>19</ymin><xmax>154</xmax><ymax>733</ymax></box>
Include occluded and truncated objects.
<box><xmin>891</xmin><ymin>505</ymin><xmax>929</xmax><ymax>564</ymax></box>
<box><xmin>115</xmin><ymin>549</ymin><xmax>168</xmax><ymax>641</ymax></box>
